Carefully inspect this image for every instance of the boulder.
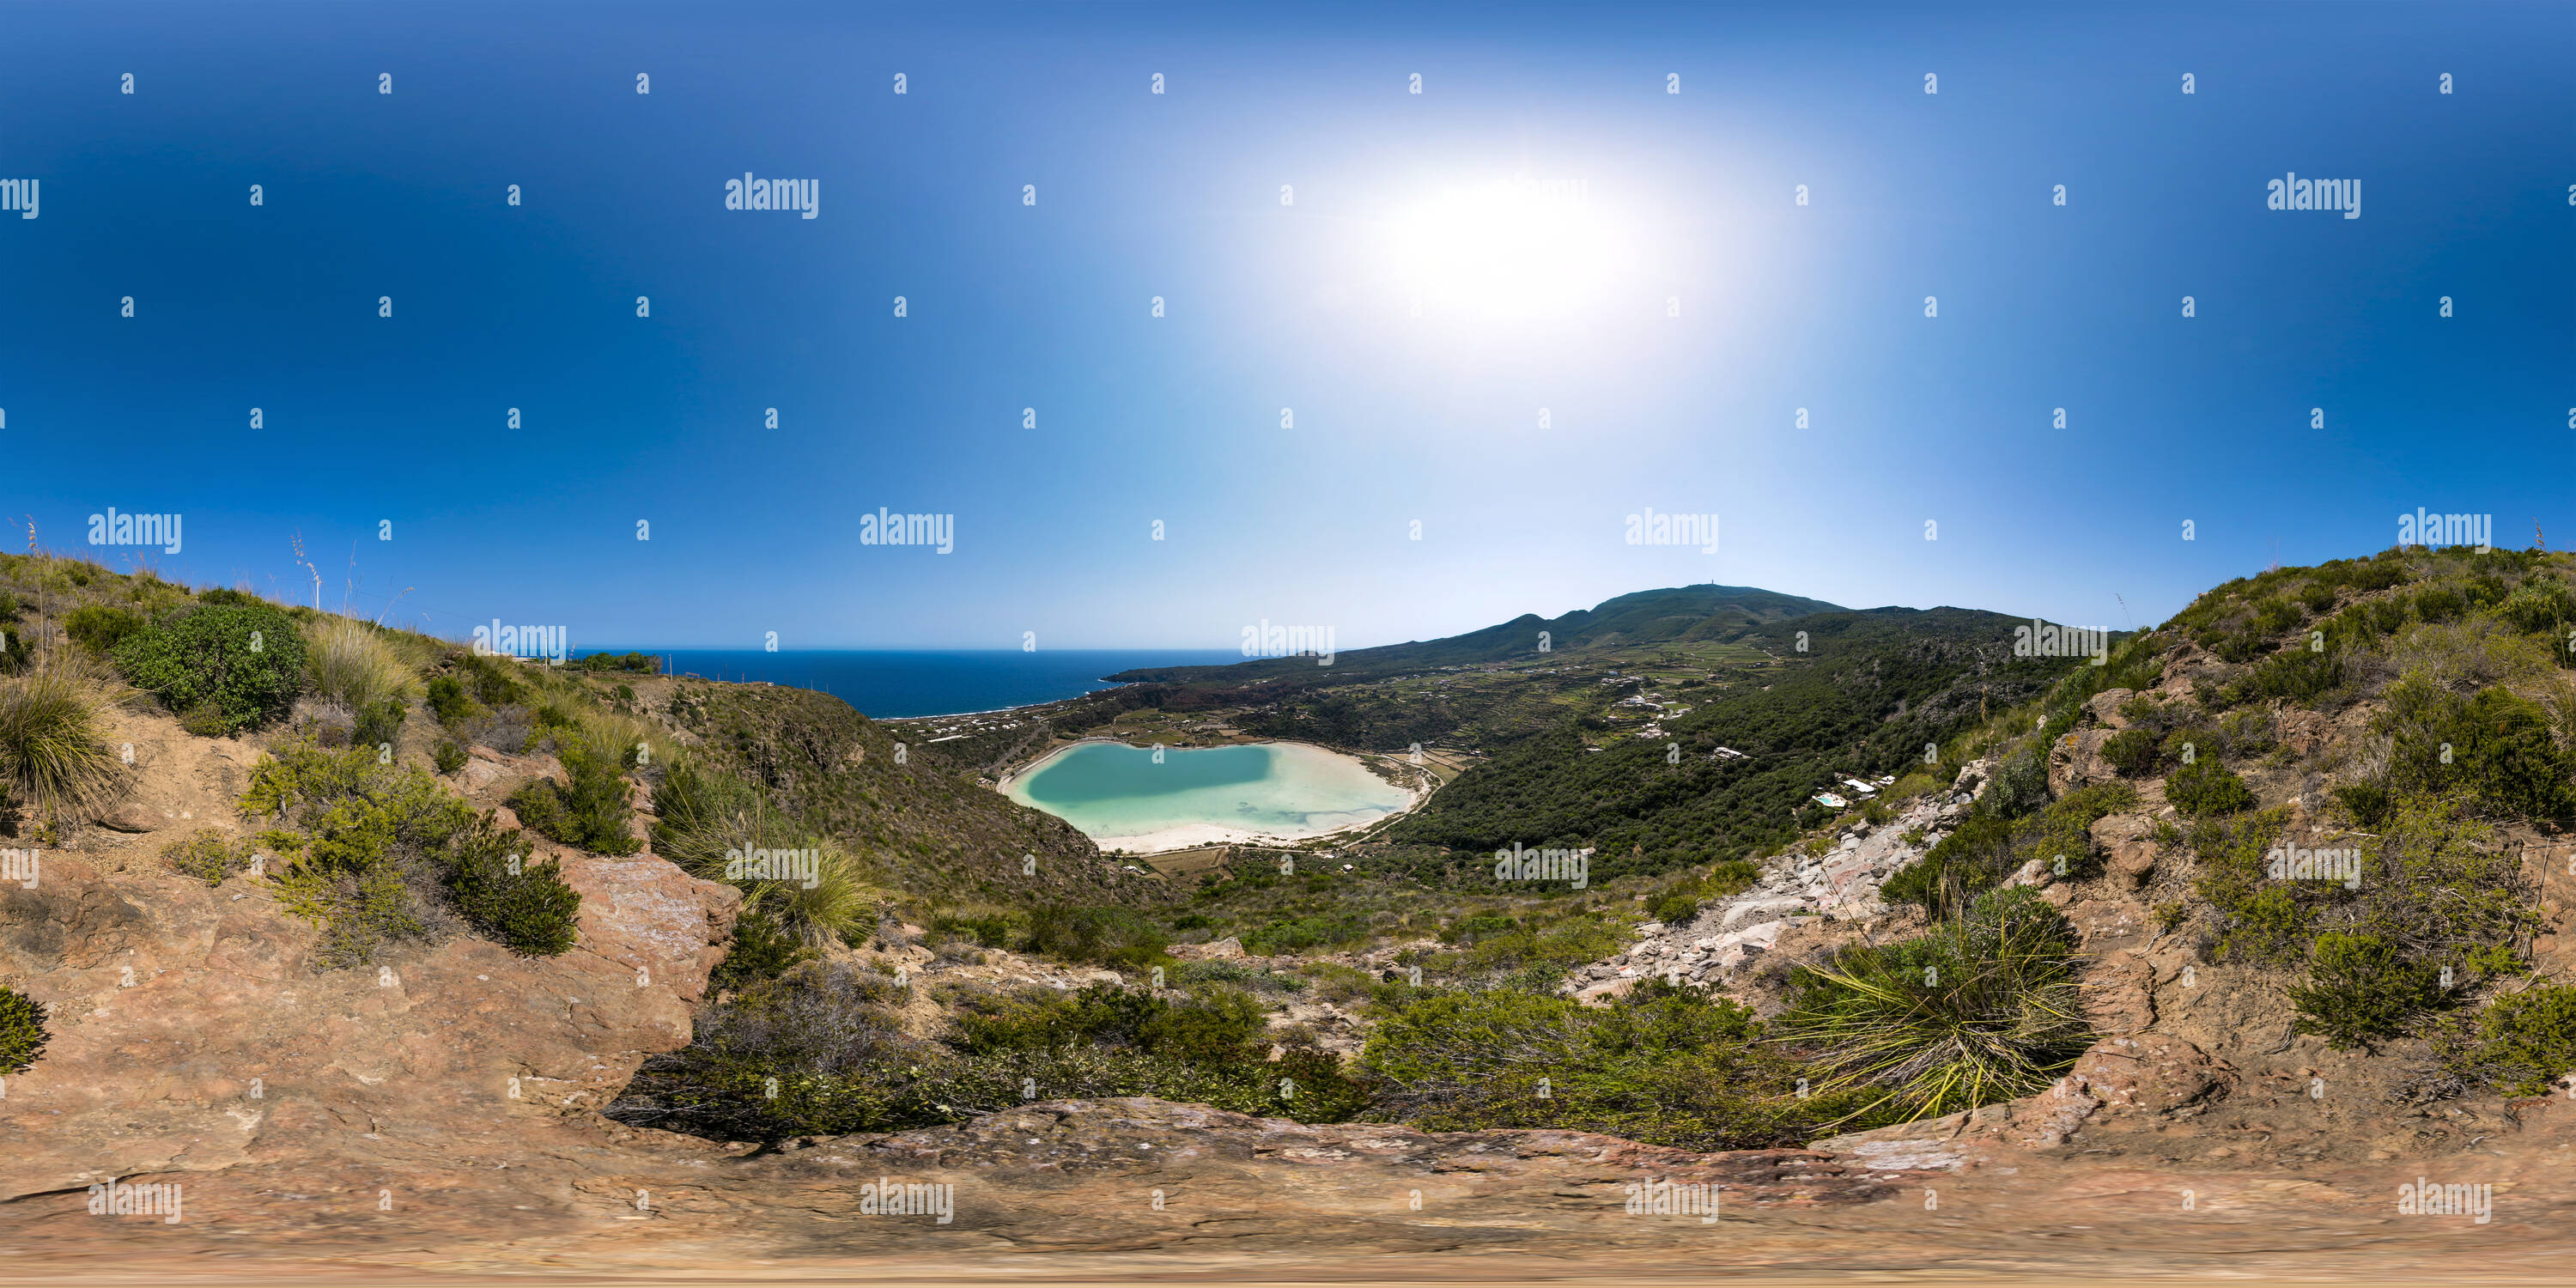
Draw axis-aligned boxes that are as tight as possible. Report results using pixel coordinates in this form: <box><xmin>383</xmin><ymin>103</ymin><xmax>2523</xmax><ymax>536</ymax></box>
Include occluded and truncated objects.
<box><xmin>2046</xmin><ymin>728</ymin><xmax>2116</xmax><ymax>797</ymax></box>
<box><xmin>1721</xmin><ymin>894</ymin><xmax>1809</xmax><ymax>932</ymax></box>
<box><xmin>2090</xmin><ymin>813</ymin><xmax>2160</xmax><ymax>889</ymax></box>
<box><xmin>2084</xmin><ymin>688</ymin><xmax>2136</xmax><ymax>729</ymax></box>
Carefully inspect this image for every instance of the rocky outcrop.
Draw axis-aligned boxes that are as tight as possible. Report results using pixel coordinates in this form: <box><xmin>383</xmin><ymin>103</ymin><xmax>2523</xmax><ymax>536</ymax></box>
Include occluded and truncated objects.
<box><xmin>0</xmin><ymin>840</ymin><xmax>738</xmax><ymax>1204</ymax></box>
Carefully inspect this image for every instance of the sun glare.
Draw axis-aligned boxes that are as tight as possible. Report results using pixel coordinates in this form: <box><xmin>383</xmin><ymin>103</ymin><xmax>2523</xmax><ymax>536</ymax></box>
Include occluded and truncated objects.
<box><xmin>1387</xmin><ymin>178</ymin><xmax>1625</xmax><ymax>320</ymax></box>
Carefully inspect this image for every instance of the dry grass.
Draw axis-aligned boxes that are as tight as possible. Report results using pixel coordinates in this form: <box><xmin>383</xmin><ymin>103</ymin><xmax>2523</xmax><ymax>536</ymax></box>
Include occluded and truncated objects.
<box><xmin>0</xmin><ymin>653</ymin><xmax>130</xmax><ymax>822</ymax></box>
<box><xmin>305</xmin><ymin>616</ymin><xmax>421</xmax><ymax>712</ymax></box>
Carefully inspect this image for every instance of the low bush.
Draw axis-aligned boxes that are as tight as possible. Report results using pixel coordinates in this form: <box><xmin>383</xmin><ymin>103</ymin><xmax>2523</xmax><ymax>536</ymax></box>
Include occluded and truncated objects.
<box><xmin>196</xmin><ymin>587</ymin><xmax>262</xmax><ymax>607</ymax></box>
<box><xmin>649</xmin><ymin>760</ymin><xmax>879</xmax><ymax>945</ymax></box>
<box><xmin>2380</xmin><ymin>678</ymin><xmax>2576</xmax><ymax>822</ymax></box>
<box><xmin>1772</xmin><ymin>885</ymin><xmax>2091</xmax><ymax>1122</ymax></box>
<box><xmin>506</xmin><ymin>739</ymin><xmax>643</xmax><ymax>856</ymax></box>
<box><xmin>2288</xmin><ymin>932</ymin><xmax>2447</xmax><ymax>1051</ymax></box>
<box><xmin>423</xmin><ymin>676</ymin><xmax>483</xmax><ymax>726</ymax></box>
<box><xmin>1363</xmin><ymin>978</ymin><xmax>1889</xmax><ymax>1148</ymax></box>
<box><xmin>62</xmin><ymin>605</ymin><xmax>146</xmax><ymax>654</ymax></box>
<box><xmin>2099</xmin><ymin>726</ymin><xmax>2163</xmax><ymax>776</ymax></box>
<box><xmin>114</xmin><ymin>603</ymin><xmax>307</xmax><ymax>733</ymax></box>
<box><xmin>0</xmin><ymin>657</ymin><xmax>127</xmax><ymax>822</ymax></box>
<box><xmin>307</xmin><ymin>617</ymin><xmax>419</xmax><ymax>714</ymax></box>
<box><xmin>2166</xmin><ymin>757</ymin><xmax>2257</xmax><ymax>816</ymax></box>
<box><xmin>2437</xmin><ymin>984</ymin><xmax>2576</xmax><ymax>1097</ymax></box>
<box><xmin>1880</xmin><ymin>782</ymin><xmax>2133</xmax><ymax>916</ymax></box>
<box><xmin>447</xmin><ymin>823</ymin><xmax>584</xmax><ymax>956</ymax></box>
<box><xmin>432</xmin><ymin>739</ymin><xmax>468</xmax><ymax>775</ymax></box>
<box><xmin>242</xmin><ymin>740</ymin><xmax>580</xmax><ymax>965</ymax></box>
<box><xmin>162</xmin><ymin>828</ymin><xmax>246</xmax><ymax>885</ymax></box>
<box><xmin>0</xmin><ymin>985</ymin><xmax>47</xmax><ymax>1074</ymax></box>
<box><xmin>611</xmin><ymin>968</ymin><xmax>1364</xmax><ymax>1143</ymax></box>
<box><xmin>1242</xmin><ymin>912</ymin><xmax>1366</xmax><ymax>955</ymax></box>
<box><xmin>1018</xmin><ymin>904</ymin><xmax>1170</xmax><ymax>967</ymax></box>
<box><xmin>709</xmin><ymin>907</ymin><xmax>817</xmax><ymax>993</ymax></box>
<box><xmin>352</xmin><ymin>696</ymin><xmax>408</xmax><ymax>754</ymax></box>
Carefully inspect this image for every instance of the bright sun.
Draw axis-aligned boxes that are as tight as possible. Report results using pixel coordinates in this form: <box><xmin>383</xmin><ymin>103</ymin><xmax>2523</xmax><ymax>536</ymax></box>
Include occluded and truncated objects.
<box><xmin>1386</xmin><ymin>179</ymin><xmax>1623</xmax><ymax>320</ymax></box>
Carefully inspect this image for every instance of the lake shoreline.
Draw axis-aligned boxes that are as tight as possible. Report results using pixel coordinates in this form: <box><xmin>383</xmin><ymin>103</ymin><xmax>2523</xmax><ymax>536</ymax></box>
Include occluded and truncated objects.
<box><xmin>996</xmin><ymin>738</ymin><xmax>1437</xmax><ymax>855</ymax></box>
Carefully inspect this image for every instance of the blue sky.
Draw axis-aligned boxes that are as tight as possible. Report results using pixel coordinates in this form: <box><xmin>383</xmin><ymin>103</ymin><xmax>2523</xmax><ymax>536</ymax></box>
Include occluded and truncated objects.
<box><xmin>2</xmin><ymin>1</ymin><xmax>2567</xmax><ymax>648</ymax></box>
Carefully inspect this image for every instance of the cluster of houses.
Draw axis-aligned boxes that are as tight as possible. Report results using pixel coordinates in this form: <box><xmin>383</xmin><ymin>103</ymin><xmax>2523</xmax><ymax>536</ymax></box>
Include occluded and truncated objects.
<box><xmin>1812</xmin><ymin>774</ymin><xmax>1898</xmax><ymax>811</ymax></box>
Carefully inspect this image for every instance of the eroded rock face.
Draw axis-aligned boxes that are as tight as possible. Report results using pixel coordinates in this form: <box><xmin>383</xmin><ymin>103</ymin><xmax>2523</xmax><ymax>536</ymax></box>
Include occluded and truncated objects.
<box><xmin>0</xmin><ymin>848</ymin><xmax>738</xmax><ymax>1202</ymax></box>
<box><xmin>2091</xmin><ymin>812</ymin><xmax>2161</xmax><ymax>889</ymax></box>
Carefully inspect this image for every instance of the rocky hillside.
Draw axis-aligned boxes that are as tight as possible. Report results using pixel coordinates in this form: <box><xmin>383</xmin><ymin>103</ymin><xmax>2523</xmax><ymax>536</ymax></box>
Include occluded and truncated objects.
<box><xmin>646</xmin><ymin>676</ymin><xmax>1164</xmax><ymax>908</ymax></box>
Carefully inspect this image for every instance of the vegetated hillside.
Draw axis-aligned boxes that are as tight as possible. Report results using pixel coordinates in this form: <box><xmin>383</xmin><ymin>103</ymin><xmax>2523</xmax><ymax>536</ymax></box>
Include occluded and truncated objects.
<box><xmin>1106</xmin><ymin>584</ymin><xmax>1845</xmax><ymax>686</ymax></box>
<box><xmin>661</xmin><ymin>679</ymin><xmax>1163</xmax><ymax>907</ymax></box>
<box><xmin>1388</xmin><ymin>606</ymin><xmax>2093</xmax><ymax>883</ymax></box>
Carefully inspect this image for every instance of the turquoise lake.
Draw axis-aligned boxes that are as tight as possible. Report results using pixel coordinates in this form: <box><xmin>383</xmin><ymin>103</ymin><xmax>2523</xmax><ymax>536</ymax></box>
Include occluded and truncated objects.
<box><xmin>1002</xmin><ymin>742</ymin><xmax>1416</xmax><ymax>852</ymax></box>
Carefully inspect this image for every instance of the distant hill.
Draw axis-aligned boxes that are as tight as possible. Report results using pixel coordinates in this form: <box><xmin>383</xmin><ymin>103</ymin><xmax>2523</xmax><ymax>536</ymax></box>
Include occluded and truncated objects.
<box><xmin>1107</xmin><ymin>585</ymin><xmax>1845</xmax><ymax>685</ymax></box>
<box><xmin>1386</xmin><ymin>605</ymin><xmax>2096</xmax><ymax>879</ymax></box>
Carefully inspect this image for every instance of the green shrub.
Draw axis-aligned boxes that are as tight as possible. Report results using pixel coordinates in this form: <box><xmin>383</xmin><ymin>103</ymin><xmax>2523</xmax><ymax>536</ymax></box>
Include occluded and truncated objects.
<box><xmin>432</xmin><ymin>740</ymin><xmax>468</xmax><ymax>775</ymax></box>
<box><xmin>2100</xmin><ymin>726</ymin><xmax>2162</xmax><ymax>776</ymax></box>
<box><xmin>2166</xmin><ymin>757</ymin><xmax>2257</xmax><ymax>816</ymax></box>
<box><xmin>2381</xmin><ymin>679</ymin><xmax>2576</xmax><ymax>822</ymax></box>
<box><xmin>2288</xmin><ymin>932</ymin><xmax>2446</xmax><ymax>1050</ymax></box>
<box><xmin>1880</xmin><ymin>781</ymin><xmax>2133</xmax><ymax>916</ymax></box>
<box><xmin>0</xmin><ymin>591</ymin><xmax>21</xmax><ymax>623</ymax></box>
<box><xmin>2251</xmin><ymin>597</ymin><xmax>2302</xmax><ymax>635</ymax></box>
<box><xmin>710</xmin><ymin>907</ymin><xmax>817</xmax><ymax>993</ymax></box>
<box><xmin>114</xmin><ymin>604</ymin><xmax>307</xmax><ymax>733</ymax></box>
<box><xmin>62</xmin><ymin>605</ymin><xmax>146</xmax><ymax>654</ymax></box>
<box><xmin>506</xmin><ymin>740</ymin><xmax>642</xmax><ymax>855</ymax></box>
<box><xmin>2439</xmin><ymin>985</ymin><xmax>2576</xmax><ymax>1097</ymax></box>
<box><xmin>2296</xmin><ymin>580</ymin><xmax>2339</xmax><ymax>615</ymax></box>
<box><xmin>1242</xmin><ymin>913</ymin><xmax>1366</xmax><ymax>955</ymax></box>
<box><xmin>0</xmin><ymin>985</ymin><xmax>48</xmax><ymax>1074</ymax></box>
<box><xmin>2230</xmin><ymin>644</ymin><xmax>2342</xmax><ymax>705</ymax></box>
<box><xmin>1364</xmin><ymin>978</ymin><xmax>1882</xmax><ymax>1149</ymax></box>
<box><xmin>423</xmin><ymin>676</ymin><xmax>483</xmax><ymax>726</ymax></box>
<box><xmin>2499</xmin><ymin>578</ymin><xmax>2574</xmax><ymax>635</ymax></box>
<box><xmin>1018</xmin><ymin>905</ymin><xmax>1169</xmax><ymax>967</ymax></box>
<box><xmin>1773</xmin><ymin>885</ymin><xmax>2091</xmax><ymax>1122</ymax></box>
<box><xmin>2413</xmin><ymin>586</ymin><xmax>2466</xmax><ymax>624</ymax></box>
<box><xmin>243</xmin><ymin>740</ymin><xmax>579</xmax><ymax>965</ymax></box>
<box><xmin>196</xmin><ymin>587</ymin><xmax>261</xmax><ymax>607</ymax></box>
<box><xmin>352</xmin><ymin>696</ymin><xmax>407</xmax><ymax>754</ymax></box>
<box><xmin>1982</xmin><ymin>746</ymin><xmax>2050</xmax><ymax>821</ymax></box>
<box><xmin>447</xmin><ymin>821</ymin><xmax>583</xmax><ymax>956</ymax></box>
<box><xmin>612</xmin><ymin>969</ymin><xmax>1363</xmax><ymax>1143</ymax></box>
<box><xmin>0</xmin><ymin>659</ymin><xmax>127</xmax><ymax>821</ymax></box>
<box><xmin>161</xmin><ymin>828</ymin><xmax>246</xmax><ymax>885</ymax></box>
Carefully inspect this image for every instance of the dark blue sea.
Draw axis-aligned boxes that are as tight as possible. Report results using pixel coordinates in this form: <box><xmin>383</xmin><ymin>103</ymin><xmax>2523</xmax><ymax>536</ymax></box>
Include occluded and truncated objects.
<box><xmin>575</xmin><ymin>649</ymin><xmax>1243</xmax><ymax>720</ymax></box>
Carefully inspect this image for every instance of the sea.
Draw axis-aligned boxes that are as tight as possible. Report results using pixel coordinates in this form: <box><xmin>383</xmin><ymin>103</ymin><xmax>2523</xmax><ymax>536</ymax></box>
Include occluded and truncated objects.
<box><xmin>576</xmin><ymin>649</ymin><xmax>1243</xmax><ymax>720</ymax></box>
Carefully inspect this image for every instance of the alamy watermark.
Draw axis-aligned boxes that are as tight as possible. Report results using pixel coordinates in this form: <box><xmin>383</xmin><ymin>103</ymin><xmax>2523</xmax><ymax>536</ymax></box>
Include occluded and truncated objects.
<box><xmin>1625</xmin><ymin>507</ymin><xmax>1718</xmax><ymax>554</ymax></box>
<box><xmin>88</xmin><ymin>507</ymin><xmax>182</xmax><ymax>555</ymax></box>
<box><xmin>2397</xmin><ymin>509</ymin><xmax>2490</xmax><ymax>552</ymax></box>
<box><xmin>860</xmin><ymin>508</ymin><xmax>954</xmax><ymax>554</ymax></box>
<box><xmin>1</xmin><ymin>848</ymin><xmax>37</xmax><ymax>890</ymax></box>
<box><xmin>1242</xmin><ymin>620</ymin><xmax>1334</xmax><ymax>665</ymax></box>
<box><xmin>2269</xmin><ymin>843</ymin><xmax>2361</xmax><ymax>890</ymax></box>
<box><xmin>1</xmin><ymin>178</ymin><xmax>37</xmax><ymax>219</ymax></box>
<box><xmin>2013</xmin><ymin>620</ymin><xmax>2107</xmax><ymax>666</ymax></box>
<box><xmin>1494</xmin><ymin>841</ymin><xmax>1590</xmax><ymax>889</ymax></box>
<box><xmin>1623</xmin><ymin>1178</ymin><xmax>1718</xmax><ymax>1223</ymax></box>
<box><xmin>860</xmin><ymin>1178</ymin><xmax>954</xmax><ymax>1224</ymax></box>
<box><xmin>88</xmin><ymin>1177</ymin><xmax>183</xmax><ymax>1224</ymax></box>
<box><xmin>2267</xmin><ymin>172</ymin><xmax>2360</xmax><ymax>219</ymax></box>
<box><xmin>725</xmin><ymin>173</ymin><xmax>818</xmax><ymax>218</ymax></box>
<box><xmin>472</xmin><ymin>621</ymin><xmax>568</xmax><ymax>665</ymax></box>
<box><xmin>2397</xmin><ymin>1177</ymin><xmax>2491</xmax><ymax>1224</ymax></box>
<box><xmin>725</xmin><ymin>846</ymin><xmax>820</xmax><ymax>890</ymax></box>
